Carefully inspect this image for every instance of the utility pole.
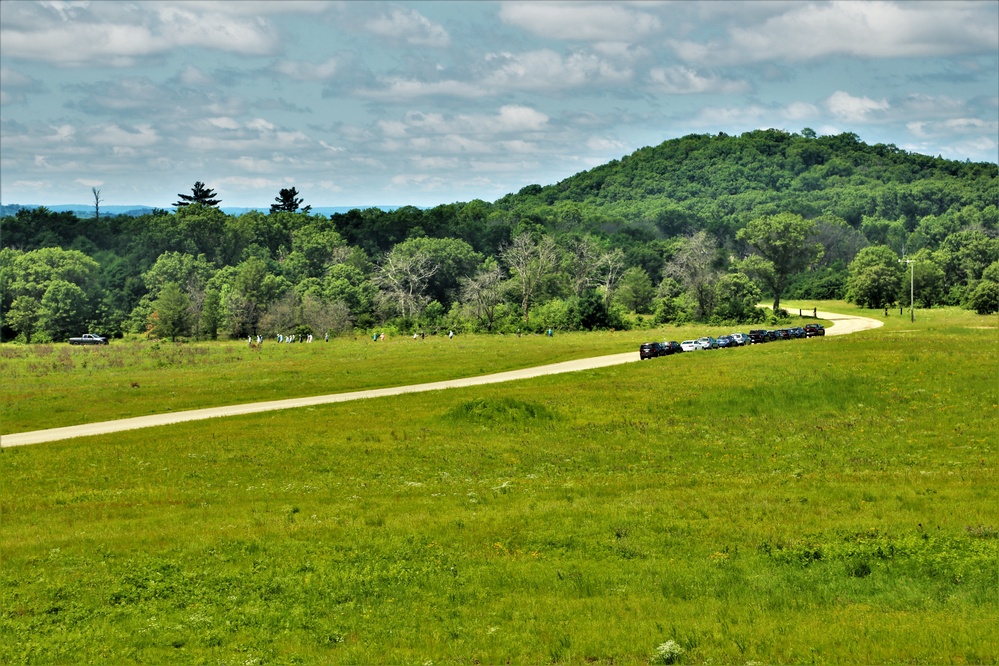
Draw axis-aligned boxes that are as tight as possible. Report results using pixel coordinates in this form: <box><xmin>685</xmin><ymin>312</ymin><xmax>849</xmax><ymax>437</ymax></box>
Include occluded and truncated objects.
<box><xmin>899</xmin><ymin>258</ymin><xmax>914</xmax><ymax>322</ymax></box>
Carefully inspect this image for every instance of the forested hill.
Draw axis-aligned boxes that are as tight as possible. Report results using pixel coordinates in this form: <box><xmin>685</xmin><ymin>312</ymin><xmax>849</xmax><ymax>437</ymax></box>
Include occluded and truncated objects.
<box><xmin>2</xmin><ymin>129</ymin><xmax>998</xmax><ymax>344</ymax></box>
<box><xmin>494</xmin><ymin>129</ymin><xmax>997</xmax><ymax>238</ymax></box>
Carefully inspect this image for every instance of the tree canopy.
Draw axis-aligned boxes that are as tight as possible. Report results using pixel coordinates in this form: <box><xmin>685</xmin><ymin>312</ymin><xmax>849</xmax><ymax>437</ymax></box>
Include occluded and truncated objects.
<box><xmin>3</xmin><ymin>129</ymin><xmax>997</xmax><ymax>341</ymax></box>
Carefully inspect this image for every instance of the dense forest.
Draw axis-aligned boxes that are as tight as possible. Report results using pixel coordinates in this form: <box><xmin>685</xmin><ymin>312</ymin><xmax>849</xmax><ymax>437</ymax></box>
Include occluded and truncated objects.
<box><xmin>2</xmin><ymin>129</ymin><xmax>997</xmax><ymax>343</ymax></box>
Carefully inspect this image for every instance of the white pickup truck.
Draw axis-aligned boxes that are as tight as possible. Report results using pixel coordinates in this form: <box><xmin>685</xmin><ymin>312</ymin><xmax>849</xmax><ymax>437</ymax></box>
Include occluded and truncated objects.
<box><xmin>68</xmin><ymin>333</ymin><xmax>108</xmax><ymax>345</ymax></box>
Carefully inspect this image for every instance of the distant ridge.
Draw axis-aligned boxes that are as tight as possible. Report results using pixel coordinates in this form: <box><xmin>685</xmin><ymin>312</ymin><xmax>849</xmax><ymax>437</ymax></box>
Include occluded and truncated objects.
<box><xmin>0</xmin><ymin>204</ymin><xmax>407</xmax><ymax>218</ymax></box>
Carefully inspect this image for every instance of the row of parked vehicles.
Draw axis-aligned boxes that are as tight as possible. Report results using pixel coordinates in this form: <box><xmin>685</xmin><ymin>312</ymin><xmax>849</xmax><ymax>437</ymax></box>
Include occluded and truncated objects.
<box><xmin>639</xmin><ymin>323</ymin><xmax>825</xmax><ymax>359</ymax></box>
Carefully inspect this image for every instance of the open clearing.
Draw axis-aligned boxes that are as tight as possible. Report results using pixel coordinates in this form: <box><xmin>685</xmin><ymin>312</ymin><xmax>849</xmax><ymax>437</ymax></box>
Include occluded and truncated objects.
<box><xmin>1</xmin><ymin>305</ymin><xmax>995</xmax><ymax>664</ymax></box>
<box><xmin>1</xmin><ymin>310</ymin><xmax>881</xmax><ymax>447</ymax></box>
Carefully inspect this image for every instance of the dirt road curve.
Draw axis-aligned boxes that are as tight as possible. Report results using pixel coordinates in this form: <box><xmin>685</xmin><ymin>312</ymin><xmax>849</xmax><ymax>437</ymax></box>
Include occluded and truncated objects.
<box><xmin>813</xmin><ymin>309</ymin><xmax>883</xmax><ymax>336</ymax></box>
<box><xmin>2</xmin><ymin>310</ymin><xmax>882</xmax><ymax>447</ymax></box>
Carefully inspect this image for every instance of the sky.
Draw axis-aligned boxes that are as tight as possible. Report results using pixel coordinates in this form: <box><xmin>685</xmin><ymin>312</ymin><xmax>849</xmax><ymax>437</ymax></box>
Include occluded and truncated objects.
<box><xmin>1</xmin><ymin>1</ymin><xmax>997</xmax><ymax>209</ymax></box>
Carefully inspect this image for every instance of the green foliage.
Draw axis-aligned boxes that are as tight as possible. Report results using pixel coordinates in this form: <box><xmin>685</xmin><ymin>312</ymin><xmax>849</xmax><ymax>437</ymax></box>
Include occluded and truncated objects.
<box><xmin>736</xmin><ymin>212</ymin><xmax>823</xmax><ymax>310</ymax></box>
<box><xmin>148</xmin><ymin>282</ymin><xmax>191</xmax><ymax>341</ymax></box>
<box><xmin>6</xmin><ymin>296</ymin><xmax>42</xmax><ymax>343</ymax></box>
<box><xmin>968</xmin><ymin>281</ymin><xmax>999</xmax><ymax>314</ymax></box>
<box><xmin>2</xmin><ymin>131</ymin><xmax>997</xmax><ymax>340</ymax></box>
<box><xmin>846</xmin><ymin>246</ymin><xmax>903</xmax><ymax>308</ymax></box>
<box><xmin>444</xmin><ymin>397</ymin><xmax>556</xmax><ymax>424</ymax></box>
<box><xmin>714</xmin><ymin>272</ymin><xmax>762</xmax><ymax>322</ymax></box>
<box><xmin>784</xmin><ymin>265</ymin><xmax>847</xmax><ymax>300</ymax></box>
<box><xmin>39</xmin><ymin>280</ymin><xmax>90</xmax><ymax>341</ymax></box>
<box><xmin>614</xmin><ymin>266</ymin><xmax>655</xmax><ymax>313</ymax></box>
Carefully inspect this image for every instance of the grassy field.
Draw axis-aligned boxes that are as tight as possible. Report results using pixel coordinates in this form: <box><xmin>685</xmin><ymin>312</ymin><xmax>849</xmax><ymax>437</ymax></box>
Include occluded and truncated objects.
<box><xmin>1</xmin><ymin>329</ymin><xmax>660</xmax><ymax>435</ymax></box>
<box><xmin>1</xmin><ymin>305</ymin><xmax>997</xmax><ymax>664</ymax></box>
<box><xmin>1</xmin><ymin>315</ymin><xmax>828</xmax><ymax>435</ymax></box>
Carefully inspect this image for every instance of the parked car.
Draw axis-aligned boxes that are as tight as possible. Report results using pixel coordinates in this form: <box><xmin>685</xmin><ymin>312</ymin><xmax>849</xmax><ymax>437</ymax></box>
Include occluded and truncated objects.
<box><xmin>664</xmin><ymin>341</ymin><xmax>683</xmax><ymax>354</ymax></box>
<box><xmin>775</xmin><ymin>329</ymin><xmax>791</xmax><ymax>340</ymax></box>
<box><xmin>640</xmin><ymin>342</ymin><xmax>664</xmax><ymax>360</ymax></box>
<box><xmin>729</xmin><ymin>333</ymin><xmax>748</xmax><ymax>346</ymax></box>
<box><xmin>680</xmin><ymin>340</ymin><xmax>701</xmax><ymax>352</ymax></box>
<box><xmin>789</xmin><ymin>326</ymin><xmax>806</xmax><ymax>339</ymax></box>
<box><xmin>749</xmin><ymin>329</ymin><xmax>769</xmax><ymax>344</ymax></box>
<box><xmin>69</xmin><ymin>333</ymin><xmax>108</xmax><ymax>345</ymax></box>
<box><xmin>805</xmin><ymin>323</ymin><xmax>826</xmax><ymax>337</ymax></box>
<box><xmin>716</xmin><ymin>335</ymin><xmax>735</xmax><ymax>348</ymax></box>
<box><xmin>696</xmin><ymin>336</ymin><xmax>717</xmax><ymax>349</ymax></box>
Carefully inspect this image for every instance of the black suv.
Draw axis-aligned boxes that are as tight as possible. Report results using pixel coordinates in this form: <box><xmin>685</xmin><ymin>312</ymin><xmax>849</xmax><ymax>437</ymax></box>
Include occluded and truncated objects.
<box><xmin>749</xmin><ymin>329</ymin><xmax>769</xmax><ymax>344</ymax></box>
<box><xmin>804</xmin><ymin>323</ymin><xmax>826</xmax><ymax>337</ymax></box>
<box><xmin>640</xmin><ymin>342</ymin><xmax>664</xmax><ymax>359</ymax></box>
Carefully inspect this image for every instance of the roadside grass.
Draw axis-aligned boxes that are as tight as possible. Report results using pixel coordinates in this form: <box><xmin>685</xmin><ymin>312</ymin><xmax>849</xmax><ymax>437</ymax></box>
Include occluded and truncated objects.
<box><xmin>1</xmin><ymin>311</ymin><xmax>996</xmax><ymax>663</ymax></box>
<box><xmin>1</xmin><ymin>329</ymin><xmax>657</xmax><ymax>435</ymax></box>
<box><xmin>0</xmin><ymin>311</ymin><xmax>840</xmax><ymax>436</ymax></box>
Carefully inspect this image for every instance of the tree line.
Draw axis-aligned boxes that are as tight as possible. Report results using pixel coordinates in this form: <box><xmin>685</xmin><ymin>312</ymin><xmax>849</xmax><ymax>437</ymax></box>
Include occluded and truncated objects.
<box><xmin>2</xmin><ymin>130</ymin><xmax>997</xmax><ymax>343</ymax></box>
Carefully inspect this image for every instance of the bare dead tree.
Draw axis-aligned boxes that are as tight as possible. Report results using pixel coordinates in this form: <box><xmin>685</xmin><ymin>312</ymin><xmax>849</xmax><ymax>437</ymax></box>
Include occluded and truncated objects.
<box><xmin>92</xmin><ymin>187</ymin><xmax>103</xmax><ymax>222</ymax></box>
<box><xmin>663</xmin><ymin>230</ymin><xmax>719</xmax><ymax>318</ymax></box>
<box><xmin>598</xmin><ymin>248</ymin><xmax>626</xmax><ymax>306</ymax></box>
<box><xmin>567</xmin><ymin>235</ymin><xmax>604</xmax><ymax>297</ymax></box>
<box><xmin>375</xmin><ymin>248</ymin><xmax>439</xmax><ymax>319</ymax></box>
<box><xmin>501</xmin><ymin>232</ymin><xmax>559</xmax><ymax>325</ymax></box>
<box><xmin>460</xmin><ymin>261</ymin><xmax>506</xmax><ymax>331</ymax></box>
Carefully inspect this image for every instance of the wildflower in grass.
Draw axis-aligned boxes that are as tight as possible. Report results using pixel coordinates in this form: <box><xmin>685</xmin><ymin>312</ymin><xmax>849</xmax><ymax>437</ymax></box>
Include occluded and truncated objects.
<box><xmin>653</xmin><ymin>640</ymin><xmax>685</xmax><ymax>664</ymax></box>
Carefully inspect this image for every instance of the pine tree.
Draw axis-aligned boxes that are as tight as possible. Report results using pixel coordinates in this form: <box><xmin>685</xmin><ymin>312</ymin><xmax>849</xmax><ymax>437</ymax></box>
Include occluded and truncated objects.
<box><xmin>175</xmin><ymin>181</ymin><xmax>221</xmax><ymax>208</ymax></box>
<box><xmin>270</xmin><ymin>187</ymin><xmax>311</xmax><ymax>214</ymax></box>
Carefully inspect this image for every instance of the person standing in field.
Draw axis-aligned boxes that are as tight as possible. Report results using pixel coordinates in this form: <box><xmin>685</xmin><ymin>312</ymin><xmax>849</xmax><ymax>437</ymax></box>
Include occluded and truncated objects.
<box><xmin>448</xmin><ymin>330</ymin><xmax>454</xmax><ymax>339</ymax></box>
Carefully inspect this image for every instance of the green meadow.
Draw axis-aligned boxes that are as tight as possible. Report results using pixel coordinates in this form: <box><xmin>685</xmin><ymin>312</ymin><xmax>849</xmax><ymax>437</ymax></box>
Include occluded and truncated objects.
<box><xmin>2</xmin><ymin>306</ymin><xmax>997</xmax><ymax>664</ymax></box>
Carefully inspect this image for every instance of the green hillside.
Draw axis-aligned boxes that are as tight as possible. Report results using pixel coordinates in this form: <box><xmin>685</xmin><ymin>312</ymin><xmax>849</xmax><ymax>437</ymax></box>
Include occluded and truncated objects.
<box><xmin>2</xmin><ymin>129</ymin><xmax>997</xmax><ymax>344</ymax></box>
<box><xmin>497</xmin><ymin>129</ymin><xmax>997</xmax><ymax>234</ymax></box>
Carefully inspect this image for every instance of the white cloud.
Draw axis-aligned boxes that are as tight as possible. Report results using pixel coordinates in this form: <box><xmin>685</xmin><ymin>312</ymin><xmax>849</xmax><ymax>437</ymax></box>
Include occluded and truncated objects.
<box><xmin>784</xmin><ymin>102</ymin><xmax>820</xmax><ymax>121</ymax></box>
<box><xmin>272</xmin><ymin>58</ymin><xmax>339</xmax><ymax>82</ymax></box>
<box><xmin>500</xmin><ymin>2</ymin><xmax>661</xmax><ymax>42</ymax></box>
<box><xmin>673</xmin><ymin>1</ymin><xmax>998</xmax><ymax>65</ymax></box>
<box><xmin>87</xmin><ymin>123</ymin><xmax>160</xmax><ymax>147</ymax></box>
<box><xmin>13</xmin><ymin>179</ymin><xmax>48</xmax><ymax>190</ymax></box>
<box><xmin>0</xmin><ymin>66</ymin><xmax>34</xmax><ymax>87</ymax></box>
<box><xmin>229</xmin><ymin>156</ymin><xmax>279</xmax><ymax>173</ymax></box>
<box><xmin>825</xmin><ymin>91</ymin><xmax>890</xmax><ymax>122</ymax></box>
<box><xmin>364</xmin><ymin>7</ymin><xmax>449</xmax><ymax>47</ymax></box>
<box><xmin>361</xmin><ymin>78</ymin><xmax>487</xmax><ymax>100</ymax></box>
<box><xmin>363</xmin><ymin>48</ymin><xmax>634</xmax><ymax>101</ymax></box>
<box><xmin>74</xmin><ymin>178</ymin><xmax>104</xmax><ymax>188</ymax></box>
<box><xmin>177</xmin><ymin>65</ymin><xmax>215</xmax><ymax>87</ymax></box>
<box><xmin>648</xmin><ymin>66</ymin><xmax>749</xmax><ymax>94</ymax></box>
<box><xmin>587</xmin><ymin>137</ymin><xmax>625</xmax><ymax>152</ymax></box>
<box><xmin>0</xmin><ymin>66</ymin><xmax>42</xmax><ymax>105</ymax></box>
<box><xmin>687</xmin><ymin>101</ymin><xmax>826</xmax><ymax>128</ymax></box>
<box><xmin>216</xmin><ymin>175</ymin><xmax>278</xmax><ymax>190</ymax></box>
<box><xmin>907</xmin><ymin>116</ymin><xmax>998</xmax><ymax>138</ymax></box>
<box><xmin>207</xmin><ymin>117</ymin><xmax>241</xmax><ymax>130</ymax></box>
<box><xmin>481</xmin><ymin>49</ymin><xmax>633</xmax><ymax>91</ymax></box>
<box><xmin>0</xmin><ymin>2</ymin><xmax>280</xmax><ymax>66</ymax></box>
<box><xmin>411</xmin><ymin>156</ymin><xmax>462</xmax><ymax>170</ymax></box>
<box><xmin>379</xmin><ymin>105</ymin><xmax>549</xmax><ymax>140</ymax></box>
<box><xmin>247</xmin><ymin>118</ymin><xmax>275</xmax><ymax>132</ymax></box>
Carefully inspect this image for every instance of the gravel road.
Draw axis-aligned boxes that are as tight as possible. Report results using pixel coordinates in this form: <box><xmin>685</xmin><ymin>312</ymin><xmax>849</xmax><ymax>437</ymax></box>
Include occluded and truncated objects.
<box><xmin>2</xmin><ymin>310</ymin><xmax>882</xmax><ymax>447</ymax></box>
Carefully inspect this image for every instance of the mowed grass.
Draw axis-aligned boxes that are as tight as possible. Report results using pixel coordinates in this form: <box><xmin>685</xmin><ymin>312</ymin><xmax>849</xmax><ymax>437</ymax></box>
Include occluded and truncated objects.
<box><xmin>1</xmin><ymin>307</ymin><xmax>997</xmax><ymax>664</ymax></box>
